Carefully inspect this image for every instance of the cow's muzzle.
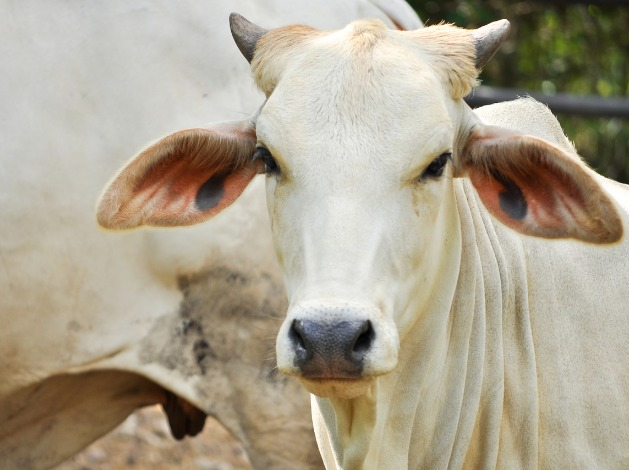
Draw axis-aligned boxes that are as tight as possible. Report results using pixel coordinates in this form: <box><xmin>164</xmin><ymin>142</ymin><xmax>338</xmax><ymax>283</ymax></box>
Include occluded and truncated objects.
<box><xmin>289</xmin><ymin>318</ymin><xmax>374</xmax><ymax>378</ymax></box>
<box><xmin>277</xmin><ymin>301</ymin><xmax>399</xmax><ymax>398</ymax></box>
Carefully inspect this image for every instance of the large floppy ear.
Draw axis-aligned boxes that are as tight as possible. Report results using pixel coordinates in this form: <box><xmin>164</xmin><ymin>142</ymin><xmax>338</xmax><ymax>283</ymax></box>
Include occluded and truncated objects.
<box><xmin>458</xmin><ymin>125</ymin><xmax>623</xmax><ymax>244</ymax></box>
<box><xmin>97</xmin><ymin>120</ymin><xmax>259</xmax><ymax>230</ymax></box>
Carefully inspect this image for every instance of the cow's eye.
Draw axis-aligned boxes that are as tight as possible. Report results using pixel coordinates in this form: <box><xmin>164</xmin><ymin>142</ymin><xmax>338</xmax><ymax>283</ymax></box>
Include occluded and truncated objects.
<box><xmin>422</xmin><ymin>152</ymin><xmax>451</xmax><ymax>179</ymax></box>
<box><xmin>253</xmin><ymin>146</ymin><xmax>279</xmax><ymax>174</ymax></box>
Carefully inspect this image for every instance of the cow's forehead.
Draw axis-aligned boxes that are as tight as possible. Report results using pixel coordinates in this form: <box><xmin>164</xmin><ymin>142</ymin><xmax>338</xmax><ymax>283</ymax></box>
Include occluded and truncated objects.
<box><xmin>255</xmin><ymin>22</ymin><xmax>456</xmax><ymax>172</ymax></box>
<box><xmin>259</xmin><ymin>20</ymin><xmax>447</xmax><ymax>108</ymax></box>
<box><xmin>256</xmin><ymin>91</ymin><xmax>453</xmax><ymax>178</ymax></box>
<box><xmin>252</xmin><ymin>19</ymin><xmax>478</xmax><ymax>104</ymax></box>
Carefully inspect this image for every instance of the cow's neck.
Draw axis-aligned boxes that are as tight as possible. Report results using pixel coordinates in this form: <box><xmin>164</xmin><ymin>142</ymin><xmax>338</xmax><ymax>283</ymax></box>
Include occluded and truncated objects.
<box><xmin>313</xmin><ymin>179</ymin><xmax>539</xmax><ymax>469</ymax></box>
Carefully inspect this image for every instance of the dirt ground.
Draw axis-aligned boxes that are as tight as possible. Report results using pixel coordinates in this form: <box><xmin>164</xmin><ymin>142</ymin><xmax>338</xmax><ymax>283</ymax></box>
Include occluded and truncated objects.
<box><xmin>56</xmin><ymin>406</ymin><xmax>252</xmax><ymax>470</ymax></box>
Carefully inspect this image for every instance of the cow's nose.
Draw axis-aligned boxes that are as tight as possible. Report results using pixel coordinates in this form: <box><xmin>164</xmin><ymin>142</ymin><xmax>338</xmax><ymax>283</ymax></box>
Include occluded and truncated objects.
<box><xmin>288</xmin><ymin>319</ymin><xmax>375</xmax><ymax>378</ymax></box>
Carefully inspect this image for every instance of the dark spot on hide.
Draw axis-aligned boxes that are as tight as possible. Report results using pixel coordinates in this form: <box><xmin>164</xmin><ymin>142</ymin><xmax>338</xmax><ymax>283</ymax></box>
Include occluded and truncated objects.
<box><xmin>193</xmin><ymin>339</ymin><xmax>212</xmax><ymax>374</ymax></box>
<box><xmin>195</xmin><ymin>173</ymin><xmax>226</xmax><ymax>211</ymax></box>
<box><xmin>180</xmin><ymin>317</ymin><xmax>202</xmax><ymax>336</ymax></box>
<box><xmin>138</xmin><ymin>264</ymin><xmax>288</xmax><ymax>388</ymax></box>
<box><xmin>493</xmin><ymin>170</ymin><xmax>528</xmax><ymax>220</ymax></box>
<box><xmin>176</xmin><ymin>319</ymin><xmax>217</xmax><ymax>373</ymax></box>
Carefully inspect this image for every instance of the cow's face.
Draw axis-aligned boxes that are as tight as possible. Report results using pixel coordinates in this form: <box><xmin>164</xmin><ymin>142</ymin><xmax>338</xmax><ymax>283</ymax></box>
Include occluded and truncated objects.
<box><xmin>251</xmin><ymin>21</ymin><xmax>475</xmax><ymax>398</ymax></box>
<box><xmin>97</xmin><ymin>16</ymin><xmax>621</xmax><ymax>401</ymax></box>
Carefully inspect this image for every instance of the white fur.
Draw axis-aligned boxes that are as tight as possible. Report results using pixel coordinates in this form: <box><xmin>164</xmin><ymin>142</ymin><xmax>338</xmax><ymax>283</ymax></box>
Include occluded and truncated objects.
<box><xmin>0</xmin><ymin>2</ymin><xmax>420</xmax><ymax>468</ymax></box>
<box><xmin>254</xmin><ymin>21</ymin><xmax>629</xmax><ymax>469</ymax></box>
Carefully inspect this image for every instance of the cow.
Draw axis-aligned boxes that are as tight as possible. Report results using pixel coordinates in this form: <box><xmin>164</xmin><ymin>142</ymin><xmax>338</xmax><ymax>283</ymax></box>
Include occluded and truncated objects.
<box><xmin>96</xmin><ymin>14</ymin><xmax>629</xmax><ymax>470</ymax></box>
<box><xmin>0</xmin><ymin>2</ymin><xmax>422</xmax><ymax>469</ymax></box>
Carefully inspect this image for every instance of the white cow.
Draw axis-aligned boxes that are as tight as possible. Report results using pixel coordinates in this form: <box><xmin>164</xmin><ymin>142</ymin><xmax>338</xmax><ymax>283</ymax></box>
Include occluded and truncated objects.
<box><xmin>0</xmin><ymin>2</ymin><xmax>421</xmax><ymax>469</ymax></box>
<box><xmin>97</xmin><ymin>15</ymin><xmax>629</xmax><ymax>470</ymax></box>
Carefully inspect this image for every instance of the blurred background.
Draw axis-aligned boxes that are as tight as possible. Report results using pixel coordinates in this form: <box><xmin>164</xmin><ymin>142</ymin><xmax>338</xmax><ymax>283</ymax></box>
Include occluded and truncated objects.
<box><xmin>408</xmin><ymin>0</ymin><xmax>629</xmax><ymax>183</ymax></box>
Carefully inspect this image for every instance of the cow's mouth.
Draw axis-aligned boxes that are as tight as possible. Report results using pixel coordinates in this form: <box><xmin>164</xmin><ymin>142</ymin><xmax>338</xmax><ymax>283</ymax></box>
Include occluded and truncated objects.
<box><xmin>298</xmin><ymin>376</ymin><xmax>374</xmax><ymax>399</ymax></box>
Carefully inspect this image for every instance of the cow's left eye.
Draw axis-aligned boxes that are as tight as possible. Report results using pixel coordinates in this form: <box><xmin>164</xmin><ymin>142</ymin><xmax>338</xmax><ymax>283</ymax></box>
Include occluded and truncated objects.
<box><xmin>253</xmin><ymin>146</ymin><xmax>279</xmax><ymax>174</ymax></box>
<box><xmin>422</xmin><ymin>152</ymin><xmax>451</xmax><ymax>179</ymax></box>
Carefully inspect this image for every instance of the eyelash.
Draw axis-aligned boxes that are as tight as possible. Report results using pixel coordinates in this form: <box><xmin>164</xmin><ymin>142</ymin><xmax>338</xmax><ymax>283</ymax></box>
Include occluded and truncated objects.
<box><xmin>422</xmin><ymin>152</ymin><xmax>451</xmax><ymax>179</ymax></box>
<box><xmin>253</xmin><ymin>147</ymin><xmax>279</xmax><ymax>174</ymax></box>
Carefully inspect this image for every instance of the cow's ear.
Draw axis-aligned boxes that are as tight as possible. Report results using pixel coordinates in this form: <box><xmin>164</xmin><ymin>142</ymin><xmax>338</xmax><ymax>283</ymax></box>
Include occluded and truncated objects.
<box><xmin>458</xmin><ymin>125</ymin><xmax>623</xmax><ymax>244</ymax></box>
<box><xmin>97</xmin><ymin>120</ymin><xmax>260</xmax><ymax>230</ymax></box>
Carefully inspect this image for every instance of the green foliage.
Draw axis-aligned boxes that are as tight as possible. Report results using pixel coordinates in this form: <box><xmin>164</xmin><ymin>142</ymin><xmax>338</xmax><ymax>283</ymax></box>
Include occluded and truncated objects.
<box><xmin>407</xmin><ymin>1</ymin><xmax>629</xmax><ymax>183</ymax></box>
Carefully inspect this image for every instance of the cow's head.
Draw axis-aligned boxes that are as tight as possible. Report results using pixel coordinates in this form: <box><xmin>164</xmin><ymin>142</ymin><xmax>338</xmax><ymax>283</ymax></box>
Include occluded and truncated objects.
<box><xmin>98</xmin><ymin>15</ymin><xmax>622</xmax><ymax>399</ymax></box>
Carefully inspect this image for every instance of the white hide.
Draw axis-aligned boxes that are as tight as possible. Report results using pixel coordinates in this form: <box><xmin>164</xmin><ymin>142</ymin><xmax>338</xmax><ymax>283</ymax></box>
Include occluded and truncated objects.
<box><xmin>0</xmin><ymin>2</ymin><xmax>421</xmax><ymax>469</ymax></box>
<box><xmin>310</xmin><ymin>102</ymin><xmax>629</xmax><ymax>470</ymax></box>
<box><xmin>248</xmin><ymin>22</ymin><xmax>629</xmax><ymax>470</ymax></box>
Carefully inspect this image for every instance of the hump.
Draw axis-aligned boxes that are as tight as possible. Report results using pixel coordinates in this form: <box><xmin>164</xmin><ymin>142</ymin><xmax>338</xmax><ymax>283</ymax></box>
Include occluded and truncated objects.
<box><xmin>474</xmin><ymin>98</ymin><xmax>577</xmax><ymax>155</ymax></box>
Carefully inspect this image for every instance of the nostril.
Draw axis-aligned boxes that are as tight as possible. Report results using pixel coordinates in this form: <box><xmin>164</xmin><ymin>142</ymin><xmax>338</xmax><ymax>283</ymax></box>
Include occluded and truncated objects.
<box><xmin>352</xmin><ymin>320</ymin><xmax>374</xmax><ymax>357</ymax></box>
<box><xmin>289</xmin><ymin>319</ymin><xmax>306</xmax><ymax>350</ymax></box>
<box><xmin>288</xmin><ymin>317</ymin><xmax>375</xmax><ymax>372</ymax></box>
<box><xmin>289</xmin><ymin>319</ymin><xmax>313</xmax><ymax>366</ymax></box>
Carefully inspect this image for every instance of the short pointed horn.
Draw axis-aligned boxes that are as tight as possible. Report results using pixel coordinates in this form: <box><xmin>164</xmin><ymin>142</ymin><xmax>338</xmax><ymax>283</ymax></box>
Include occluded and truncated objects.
<box><xmin>229</xmin><ymin>12</ymin><xmax>269</xmax><ymax>63</ymax></box>
<box><xmin>473</xmin><ymin>19</ymin><xmax>510</xmax><ymax>70</ymax></box>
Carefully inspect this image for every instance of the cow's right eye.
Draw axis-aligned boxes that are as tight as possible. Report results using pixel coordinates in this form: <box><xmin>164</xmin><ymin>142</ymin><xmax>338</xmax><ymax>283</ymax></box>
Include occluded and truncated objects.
<box><xmin>253</xmin><ymin>147</ymin><xmax>279</xmax><ymax>174</ymax></box>
<box><xmin>422</xmin><ymin>152</ymin><xmax>451</xmax><ymax>179</ymax></box>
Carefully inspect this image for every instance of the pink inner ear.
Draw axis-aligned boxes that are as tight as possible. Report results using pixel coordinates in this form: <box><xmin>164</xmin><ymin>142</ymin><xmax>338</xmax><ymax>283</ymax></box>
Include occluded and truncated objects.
<box><xmin>131</xmin><ymin>163</ymin><xmax>258</xmax><ymax>227</ymax></box>
<box><xmin>97</xmin><ymin>124</ymin><xmax>258</xmax><ymax>229</ymax></box>
<box><xmin>463</xmin><ymin>130</ymin><xmax>623</xmax><ymax>244</ymax></box>
<box><xmin>132</xmin><ymin>158</ymin><xmax>215</xmax><ymax>213</ymax></box>
<box><xmin>468</xmin><ymin>163</ymin><xmax>587</xmax><ymax>237</ymax></box>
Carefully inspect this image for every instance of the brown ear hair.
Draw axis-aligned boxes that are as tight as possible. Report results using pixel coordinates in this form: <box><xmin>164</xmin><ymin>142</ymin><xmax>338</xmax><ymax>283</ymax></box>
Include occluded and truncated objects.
<box><xmin>97</xmin><ymin>120</ymin><xmax>258</xmax><ymax>230</ymax></box>
<box><xmin>459</xmin><ymin>125</ymin><xmax>623</xmax><ymax>244</ymax></box>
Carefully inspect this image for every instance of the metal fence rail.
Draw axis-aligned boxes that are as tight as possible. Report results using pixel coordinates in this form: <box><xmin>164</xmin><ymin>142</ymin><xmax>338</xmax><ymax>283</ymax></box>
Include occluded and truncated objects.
<box><xmin>465</xmin><ymin>86</ymin><xmax>629</xmax><ymax>119</ymax></box>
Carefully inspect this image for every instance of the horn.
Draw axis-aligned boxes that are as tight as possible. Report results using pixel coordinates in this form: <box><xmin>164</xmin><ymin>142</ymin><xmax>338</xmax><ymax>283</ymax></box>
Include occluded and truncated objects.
<box><xmin>473</xmin><ymin>19</ymin><xmax>510</xmax><ymax>70</ymax></box>
<box><xmin>229</xmin><ymin>13</ymin><xmax>269</xmax><ymax>63</ymax></box>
